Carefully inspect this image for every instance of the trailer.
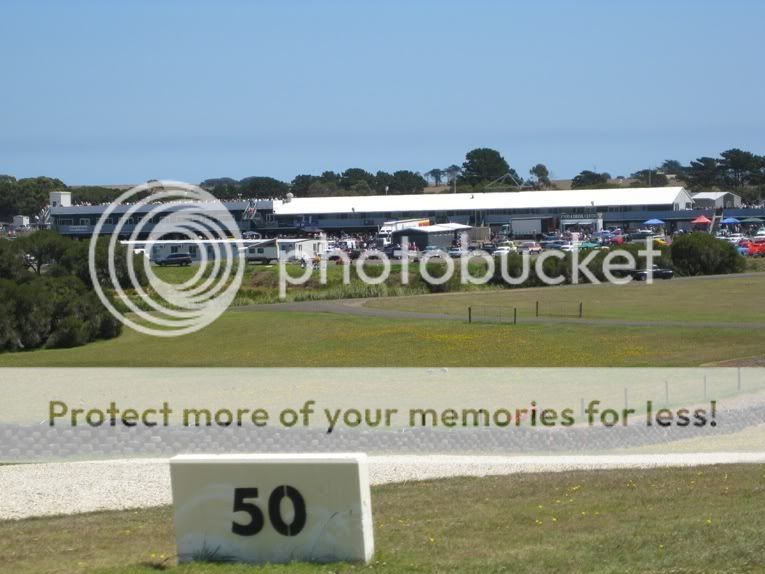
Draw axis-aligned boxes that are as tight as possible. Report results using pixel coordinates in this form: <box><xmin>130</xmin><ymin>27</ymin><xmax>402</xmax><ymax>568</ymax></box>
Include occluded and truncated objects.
<box><xmin>391</xmin><ymin>222</ymin><xmax>471</xmax><ymax>251</ymax></box>
<box><xmin>121</xmin><ymin>237</ymin><xmax>327</xmax><ymax>265</ymax></box>
<box><xmin>247</xmin><ymin>237</ymin><xmax>328</xmax><ymax>263</ymax></box>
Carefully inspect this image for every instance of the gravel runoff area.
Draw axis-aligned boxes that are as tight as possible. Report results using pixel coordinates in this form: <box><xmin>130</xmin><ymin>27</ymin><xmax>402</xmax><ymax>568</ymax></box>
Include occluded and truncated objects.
<box><xmin>2</xmin><ymin>453</ymin><xmax>765</xmax><ymax>520</ymax></box>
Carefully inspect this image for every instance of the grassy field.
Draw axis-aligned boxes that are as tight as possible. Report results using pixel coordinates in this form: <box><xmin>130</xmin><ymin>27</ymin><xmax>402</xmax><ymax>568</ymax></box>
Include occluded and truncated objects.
<box><xmin>148</xmin><ymin>257</ymin><xmax>765</xmax><ymax>308</ymax></box>
<box><xmin>1</xmin><ymin>309</ymin><xmax>765</xmax><ymax>367</ymax></box>
<box><xmin>365</xmin><ymin>274</ymin><xmax>765</xmax><ymax>324</ymax></box>
<box><xmin>150</xmin><ymin>261</ymin><xmax>493</xmax><ymax>306</ymax></box>
<box><xmin>1</xmin><ymin>465</ymin><xmax>763</xmax><ymax>573</ymax></box>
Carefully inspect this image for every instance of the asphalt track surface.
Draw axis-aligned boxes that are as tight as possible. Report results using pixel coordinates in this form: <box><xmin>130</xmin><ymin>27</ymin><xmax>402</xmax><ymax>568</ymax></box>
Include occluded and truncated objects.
<box><xmin>235</xmin><ymin>272</ymin><xmax>765</xmax><ymax>330</ymax></box>
<box><xmin>3</xmin><ymin>453</ymin><xmax>765</xmax><ymax>520</ymax></box>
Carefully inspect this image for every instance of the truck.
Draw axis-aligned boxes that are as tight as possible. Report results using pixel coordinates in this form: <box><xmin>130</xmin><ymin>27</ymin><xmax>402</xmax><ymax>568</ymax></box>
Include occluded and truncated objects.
<box><xmin>377</xmin><ymin>218</ymin><xmax>430</xmax><ymax>246</ymax></box>
<box><xmin>501</xmin><ymin>218</ymin><xmax>542</xmax><ymax>239</ymax></box>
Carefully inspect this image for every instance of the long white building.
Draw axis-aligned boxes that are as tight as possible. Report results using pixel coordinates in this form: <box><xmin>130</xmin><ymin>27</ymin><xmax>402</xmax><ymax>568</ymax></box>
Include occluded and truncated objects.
<box><xmin>47</xmin><ymin>186</ymin><xmax>765</xmax><ymax>238</ymax></box>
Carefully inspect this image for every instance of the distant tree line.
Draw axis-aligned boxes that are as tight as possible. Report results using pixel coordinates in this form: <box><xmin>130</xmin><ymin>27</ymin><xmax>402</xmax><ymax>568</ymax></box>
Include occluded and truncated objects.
<box><xmin>0</xmin><ymin>176</ymin><xmax>66</xmax><ymax>221</ymax></box>
<box><xmin>0</xmin><ymin>231</ymin><xmax>144</xmax><ymax>352</ymax></box>
<box><xmin>201</xmin><ymin>169</ymin><xmax>428</xmax><ymax>199</ymax></box>
<box><xmin>568</xmin><ymin>149</ymin><xmax>765</xmax><ymax>202</ymax></box>
<box><xmin>4</xmin><ymin>147</ymin><xmax>765</xmax><ymax>219</ymax></box>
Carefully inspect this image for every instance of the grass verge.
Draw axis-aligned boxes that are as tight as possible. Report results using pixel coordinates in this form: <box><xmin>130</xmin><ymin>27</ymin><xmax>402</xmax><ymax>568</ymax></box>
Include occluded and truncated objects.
<box><xmin>1</xmin><ymin>310</ymin><xmax>765</xmax><ymax>367</ymax></box>
<box><xmin>1</xmin><ymin>465</ymin><xmax>763</xmax><ymax>573</ymax></box>
<box><xmin>365</xmin><ymin>274</ymin><xmax>765</xmax><ymax>323</ymax></box>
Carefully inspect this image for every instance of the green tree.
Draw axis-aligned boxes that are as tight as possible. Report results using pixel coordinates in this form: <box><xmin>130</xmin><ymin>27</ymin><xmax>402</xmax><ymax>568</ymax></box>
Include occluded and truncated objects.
<box><xmin>340</xmin><ymin>168</ymin><xmax>375</xmax><ymax>191</ymax></box>
<box><xmin>660</xmin><ymin>160</ymin><xmax>686</xmax><ymax>176</ymax></box>
<box><xmin>671</xmin><ymin>232</ymin><xmax>744</xmax><ymax>276</ymax></box>
<box><xmin>425</xmin><ymin>168</ymin><xmax>444</xmax><ymax>186</ymax></box>
<box><xmin>57</xmin><ymin>237</ymin><xmax>148</xmax><ymax>291</ymax></box>
<box><xmin>444</xmin><ymin>165</ymin><xmax>462</xmax><ymax>183</ymax></box>
<box><xmin>0</xmin><ymin>176</ymin><xmax>66</xmax><ymax>219</ymax></box>
<box><xmin>17</xmin><ymin>230</ymin><xmax>70</xmax><ymax>274</ymax></box>
<box><xmin>631</xmin><ymin>169</ymin><xmax>669</xmax><ymax>187</ymax></box>
<box><xmin>199</xmin><ymin>178</ymin><xmax>240</xmax><ymax>200</ymax></box>
<box><xmin>389</xmin><ymin>171</ymin><xmax>427</xmax><ymax>194</ymax></box>
<box><xmin>307</xmin><ymin>180</ymin><xmax>339</xmax><ymax>197</ymax></box>
<box><xmin>461</xmin><ymin>148</ymin><xmax>510</xmax><ymax>185</ymax></box>
<box><xmin>290</xmin><ymin>175</ymin><xmax>319</xmax><ymax>196</ymax></box>
<box><xmin>0</xmin><ymin>240</ymin><xmax>27</xmax><ymax>281</ymax></box>
<box><xmin>684</xmin><ymin>157</ymin><xmax>720</xmax><ymax>189</ymax></box>
<box><xmin>373</xmin><ymin>171</ymin><xmax>394</xmax><ymax>194</ymax></box>
<box><xmin>529</xmin><ymin>164</ymin><xmax>551</xmax><ymax>188</ymax></box>
<box><xmin>239</xmin><ymin>176</ymin><xmax>289</xmax><ymax>199</ymax></box>
<box><xmin>718</xmin><ymin>148</ymin><xmax>762</xmax><ymax>188</ymax></box>
<box><xmin>349</xmin><ymin>180</ymin><xmax>373</xmax><ymax>196</ymax></box>
<box><xmin>571</xmin><ymin>170</ymin><xmax>610</xmax><ymax>189</ymax></box>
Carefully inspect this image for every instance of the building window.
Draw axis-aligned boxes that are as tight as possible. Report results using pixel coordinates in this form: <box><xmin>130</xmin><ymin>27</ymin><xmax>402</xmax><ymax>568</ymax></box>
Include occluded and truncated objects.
<box><xmin>79</xmin><ymin>218</ymin><xmax>90</xmax><ymax>226</ymax></box>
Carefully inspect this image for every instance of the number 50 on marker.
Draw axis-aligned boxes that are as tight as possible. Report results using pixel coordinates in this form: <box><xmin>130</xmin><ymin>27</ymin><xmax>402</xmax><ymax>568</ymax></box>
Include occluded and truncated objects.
<box><xmin>170</xmin><ymin>453</ymin><xmax>374</xmax><ymax>565</ymax></box>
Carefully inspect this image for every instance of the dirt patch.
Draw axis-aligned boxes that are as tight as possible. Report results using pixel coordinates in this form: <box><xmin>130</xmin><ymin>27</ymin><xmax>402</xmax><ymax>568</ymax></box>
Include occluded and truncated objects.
<box><xmin>705</xmin><ymin>355</ymin><xmax>765</xmax><ymax>367</ymax></box>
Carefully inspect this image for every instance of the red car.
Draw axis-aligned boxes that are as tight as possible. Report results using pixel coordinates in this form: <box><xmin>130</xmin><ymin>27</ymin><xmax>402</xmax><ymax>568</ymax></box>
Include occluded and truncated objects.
<box><xmin>738</xmin><ymin>240</ymin><xmax>765</xmax><ymax>257</ymax></box>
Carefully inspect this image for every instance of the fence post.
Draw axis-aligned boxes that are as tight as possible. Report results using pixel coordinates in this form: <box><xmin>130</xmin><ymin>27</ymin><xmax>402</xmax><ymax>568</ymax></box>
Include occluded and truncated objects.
<box><xmin>535</xmin><ymin>301</ymin><xmax>539</xmax><ymax>317</ymax></box>
<box><xmin>579</xmin><ymin>301</ymin><xmax>583</xmax><ymax>318</ymax></box>
<box><xmin>513</xmin><ymin>307</ymin><xmax>517</xmax><ymax>325</ymax></box>
<box><xmin>468</xmin><ymin>306</ymin><xmax>472</xmax><ymax>324</ymax></box>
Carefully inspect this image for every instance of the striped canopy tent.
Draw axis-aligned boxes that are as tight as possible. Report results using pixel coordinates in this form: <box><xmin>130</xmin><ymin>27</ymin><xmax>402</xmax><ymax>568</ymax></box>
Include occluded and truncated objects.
<box><xmin>740</xmin><ymin>217</ymin><xmax>764</xmax><ymax>224</ymax></box>
<box><xmin>691</xmin><ymin>215</ymin><xmax>712</xmax><ymax>224</ymax></box>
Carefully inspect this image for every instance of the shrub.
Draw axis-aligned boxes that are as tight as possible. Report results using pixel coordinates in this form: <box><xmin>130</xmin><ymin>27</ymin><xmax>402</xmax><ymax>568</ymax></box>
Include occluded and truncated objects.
<box><xmin>670</xmin><ymin>232</ymin><xmax>745</xmax><ymax>276</ymax></box>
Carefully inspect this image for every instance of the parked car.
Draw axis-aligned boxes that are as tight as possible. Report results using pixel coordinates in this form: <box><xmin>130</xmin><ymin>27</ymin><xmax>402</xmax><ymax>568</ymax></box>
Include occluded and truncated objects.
<box><xmin>518</xmin><ymin>241</ymin><xmax>543</xmax><ymax>254</ymax></box>
<box><xmin>495</xmin><ymin>240</ymin><xmax>517</xmax><ymax>252</ymax></box>
<box><xmin>738</xmin><ymin>240</ymin><xmax>765</xmax><ymax>257</ymax></box>
<box><xmin>447</xmin><ymin>247</ymin><xmax>465</xmax><ymax>258</ymax></box>
<box><xmin>579</xmin><ymin>239</ymin><xmax>604</xmax><ymax>250</ymax></box>
<box><xmin>493</xmin><ymin>246</ymin><xmax>515</xmax><ymax>257</ymax></box>
<box><xmin>724</xmin><ymin>234</ymin><xmax>746</xmax><ymax>245</ymax></box>
<box><xmin>557</xmin><ymin>241</ymin><xmax>580</xmax><ymax>252</ymax></box>
<box><xmin>418</xmin><ymin>245</ymin><xmax>443</xmax><ymax>259</ymax></box>
<box><xmin>608</xmin><ymin>235</ymin><xmax>626</xmax><ymax>246</ymax></box>
<box><xmin>383</xmin><ymin>244</ymin><xmax>400</xmax><ymax>258</ymax></box>
<box><xmin>627</xmin><ymin>230</ymin><xmax>654</xmax><ymax>243</ymax></box>
<box><xmin>630</xmin><ymin>265</ymin><xmax>674</xmax><ymax>281</ymax></box>
<box><xmin>153</xmin><ymin>252</ymin><xmax>193</xmax><ymax>266</ymax></box>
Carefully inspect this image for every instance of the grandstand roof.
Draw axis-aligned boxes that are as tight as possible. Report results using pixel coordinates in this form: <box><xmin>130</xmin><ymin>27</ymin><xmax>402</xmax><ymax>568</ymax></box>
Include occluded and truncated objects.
<box><xmin>273</xmin><ymin>187</ymin><xmax>691</xmax><ymax>215</ymax></box>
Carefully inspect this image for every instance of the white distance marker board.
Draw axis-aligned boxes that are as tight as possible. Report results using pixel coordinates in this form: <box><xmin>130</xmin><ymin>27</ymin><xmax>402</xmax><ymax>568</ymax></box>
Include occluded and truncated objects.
<box><xmin>170</xmin><ymin>453</ymin><xmax>374</xmax><ymax>564</ymax></box>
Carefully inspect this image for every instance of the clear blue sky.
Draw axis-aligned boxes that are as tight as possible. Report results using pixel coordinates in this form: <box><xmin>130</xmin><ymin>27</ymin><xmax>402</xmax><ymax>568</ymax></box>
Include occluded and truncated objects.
<box><xmin>1</xmin><ymin>0</ymin><xmax>763</xmax><ymax>185</ymax></box>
